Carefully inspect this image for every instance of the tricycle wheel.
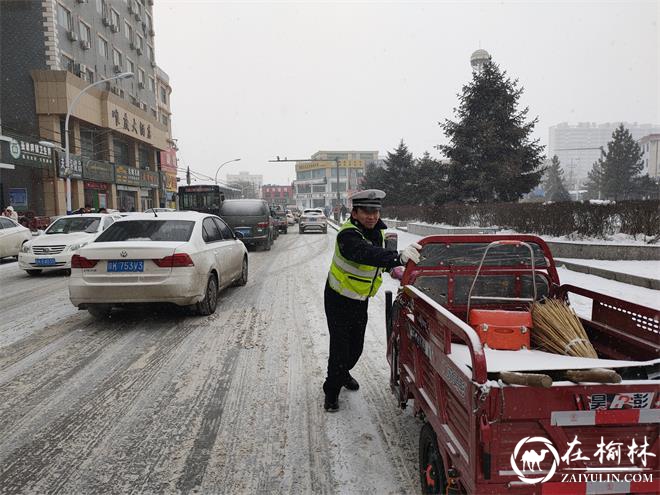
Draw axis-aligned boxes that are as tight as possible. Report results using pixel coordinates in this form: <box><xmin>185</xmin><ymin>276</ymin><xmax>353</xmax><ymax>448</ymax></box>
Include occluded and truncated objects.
<box><xmin>419</xmin><ymin>423</ymin><xmax>447</xmax><ymax>494</ymax></box>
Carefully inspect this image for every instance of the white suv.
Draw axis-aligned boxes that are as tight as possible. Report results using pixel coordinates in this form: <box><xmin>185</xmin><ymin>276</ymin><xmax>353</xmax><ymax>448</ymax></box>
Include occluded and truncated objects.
<box><xmin>299</xmin><ymin>208</ymin><xmax>327</xmax><ymax>234</ymax></box>
<box><xmin>19</xmin><ymin>213</ymin><xmax>120</xmax><ymax>275</ymax></box>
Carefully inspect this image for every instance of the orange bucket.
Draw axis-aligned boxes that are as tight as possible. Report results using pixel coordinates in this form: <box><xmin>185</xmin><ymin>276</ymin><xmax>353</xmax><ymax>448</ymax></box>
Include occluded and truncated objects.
<box><xmin>469</xmin><ymin>309</ymin><xmax>532</xmax><ymax>350</ymax></box>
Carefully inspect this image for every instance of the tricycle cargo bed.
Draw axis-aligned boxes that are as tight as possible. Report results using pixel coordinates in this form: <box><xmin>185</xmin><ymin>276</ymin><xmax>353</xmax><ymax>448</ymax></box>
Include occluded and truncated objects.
<box><xmin>386</xmin><ymin>235</ymin><xmax>660</xmax><ymax>494</ymax></box>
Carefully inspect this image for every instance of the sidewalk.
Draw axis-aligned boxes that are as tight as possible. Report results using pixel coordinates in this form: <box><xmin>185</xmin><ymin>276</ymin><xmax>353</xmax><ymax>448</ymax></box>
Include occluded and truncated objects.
<box><xmin>554</xmin><ymin>258</ymin><xmax>660</xmax><ymax>290</ymax></box>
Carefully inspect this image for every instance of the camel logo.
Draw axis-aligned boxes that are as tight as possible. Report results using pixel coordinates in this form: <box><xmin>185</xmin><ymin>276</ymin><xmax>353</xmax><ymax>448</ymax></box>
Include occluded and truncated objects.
<box><xmin>510</xmin><ymin>436</ymin><xmax>560</xmax><ymax>484</ymax></box>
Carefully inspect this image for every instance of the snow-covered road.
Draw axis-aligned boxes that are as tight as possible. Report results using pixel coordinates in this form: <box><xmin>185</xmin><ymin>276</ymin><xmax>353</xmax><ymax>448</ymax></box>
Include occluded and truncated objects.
<box><xmin>0</xmin><ymin>225</ymin><xmax>657</xmax><ymax>493</ymax></box>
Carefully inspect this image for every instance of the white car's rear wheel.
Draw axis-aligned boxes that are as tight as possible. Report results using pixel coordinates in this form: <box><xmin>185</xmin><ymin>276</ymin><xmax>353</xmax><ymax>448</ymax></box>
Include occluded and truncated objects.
<box><xmin>233</xmin><ymin>258</ymin><xmax>248</xmax><ymax>287</ymax></box>
<box><xmin>197</xmin><ymin>275</ymin><xmax>218</xmax><ymax>315</ymax></box>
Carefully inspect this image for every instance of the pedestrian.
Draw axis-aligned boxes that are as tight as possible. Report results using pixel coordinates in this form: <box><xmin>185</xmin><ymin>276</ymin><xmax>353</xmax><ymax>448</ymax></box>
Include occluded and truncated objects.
<box><xmin>340</xmin><ymin>203</ymin><xmax>348</xmax><ymax>221</ymax></box>
<box><xmin>322</xmin><ymin>189</ymin><xmax>422</xmax><ymax>412</ymax></box>
<box><xmin>4</xmin><ymin>205</ymin><xmax>18</xmax><ymax>221</ymax></box>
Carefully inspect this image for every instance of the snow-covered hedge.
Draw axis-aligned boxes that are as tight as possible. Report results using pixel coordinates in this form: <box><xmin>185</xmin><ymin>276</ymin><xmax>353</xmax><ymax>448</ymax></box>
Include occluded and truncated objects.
<box><xmin>381</xmin><ymin>200</ymin><xmax>660</xmax><ymax>239</ymax></box>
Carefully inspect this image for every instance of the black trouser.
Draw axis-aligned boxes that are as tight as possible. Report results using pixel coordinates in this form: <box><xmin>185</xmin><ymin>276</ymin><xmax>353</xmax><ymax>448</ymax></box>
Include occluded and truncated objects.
<box><xmin>323</xmin><ymin>281</ymin><xmax>369</xmax><ymax>397</ymax></box>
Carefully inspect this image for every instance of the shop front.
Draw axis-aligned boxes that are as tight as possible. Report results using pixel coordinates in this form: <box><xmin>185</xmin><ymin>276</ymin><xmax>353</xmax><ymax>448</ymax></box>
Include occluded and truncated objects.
<box><xmin>159</xmin><ymin>148</ymin><xmax>178</xmax><ymax>209</ymax></box>
<box><xmin>140</xmin><ymin>169</ymin><xmax>160</xmax><ymax>211</ymax></box>
<box><xmin>115</xmin><ymin>164</ymin><xmax>141</xmax><ymax>211</ymax></box>
<box><xmin>82</xmin><ymin>159</ymin><xmax>115</xmax><ymax>210</ymax></box>
<box><xmin>1</xmin><ymin>134</ymin><xmax>55</xmax><ymax>215</ymax></box>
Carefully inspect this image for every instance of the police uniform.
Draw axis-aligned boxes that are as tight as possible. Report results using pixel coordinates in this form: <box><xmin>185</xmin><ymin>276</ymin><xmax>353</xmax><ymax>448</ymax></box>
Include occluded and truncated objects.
<box><xmin>323</xmin><ymin>189</ymin><xmax>403</xmax><ymax>411</ymax></box>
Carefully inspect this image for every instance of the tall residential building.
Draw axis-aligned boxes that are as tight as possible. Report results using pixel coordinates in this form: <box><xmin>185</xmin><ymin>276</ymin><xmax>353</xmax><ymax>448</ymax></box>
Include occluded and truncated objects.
<box><xmin>548</xmin><ymin>122</ymin><xmax>660</xmax><ymax>187</ymax></box>
<box><xmin>294</xmin><ymin>150</ymin><xmax>378</xmax><ymax>210</ymax></box>
<box><xmin>226</xmin><ymin>171</ymin><xmax>263</xmax><ymax>199</ymax></box>
<box><xmin>639</xmin><ymin>134</ymin><xmax>660</xmax><ymax>178</ymax></box>
<box><xmin>0</xmin><ymin>0</ymin><xmax>177</xmax><ymax>215</ymax></box>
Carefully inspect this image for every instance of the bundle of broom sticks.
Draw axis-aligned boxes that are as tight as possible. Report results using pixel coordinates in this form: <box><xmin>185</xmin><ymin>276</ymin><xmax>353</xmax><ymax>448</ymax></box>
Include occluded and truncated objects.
<box><xmin>530</xmin><ymin>298</ymin><xmax>598</xmax><ymax>359</ymax></box>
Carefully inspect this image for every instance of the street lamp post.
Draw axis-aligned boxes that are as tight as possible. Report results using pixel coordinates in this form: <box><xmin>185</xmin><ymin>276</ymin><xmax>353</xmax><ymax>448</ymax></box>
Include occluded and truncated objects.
<box><xmin>61</xmin><ymin>71</ymin><xmax>133</xmax><ymax>213</ymax></box>
<box><xmin>214</xmin><ymin>158</ymin><xmax>241</xmax><ymax>184</ymax></box>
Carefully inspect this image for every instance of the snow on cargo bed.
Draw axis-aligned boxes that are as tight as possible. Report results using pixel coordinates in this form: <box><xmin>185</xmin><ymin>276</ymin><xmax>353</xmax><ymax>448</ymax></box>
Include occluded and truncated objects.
<box><xmin>448</xmin><ymin>343</ymin><xmax>660</xmax><ymax>375</ymax></box>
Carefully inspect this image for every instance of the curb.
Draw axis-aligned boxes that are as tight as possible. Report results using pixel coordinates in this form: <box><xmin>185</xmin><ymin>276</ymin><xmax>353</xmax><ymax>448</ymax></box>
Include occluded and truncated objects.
<box><xmin>557</xmin><ymin>260</ymin><xmax>660</xmax><ymax>290</ymax></box>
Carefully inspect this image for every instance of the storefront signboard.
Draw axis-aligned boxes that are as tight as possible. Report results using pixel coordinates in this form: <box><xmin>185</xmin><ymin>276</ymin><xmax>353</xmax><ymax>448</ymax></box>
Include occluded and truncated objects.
<box><xmin>141</xmin><ymin>170</ymin><xmax>160</xmax><ymax>188</ymax></box>
<box><xmin>84</xmin><ymin>181</ymin><xmax>109</xmax><ymax>191</ymax></box>
<box><xmin>56</xmin><ymin>151</ymin><xmax>83</xmax><ymax>179</ymax></box>
<box><xmin>115</xmin><ymin>164</ymin><xmax>141</xmax><ymax>187</ymax></box>
<box><xmin>164</xmin><ymin>173</ymin><xmax>177</xmax><ymax>191</ymax></box>
<box><xmin>83</xmin><ymin>160</ymin><xmax>114</xmax><ymax>183</ymax></box>
<box><xmin>1</xmin><ymin>135</ymin><xmax>53</xmax><ymax>169</ymax></box>
<box><xmin>159</xmin><ymin>148</ymin><xmax>178</xmax><ymax>173</ymax></box>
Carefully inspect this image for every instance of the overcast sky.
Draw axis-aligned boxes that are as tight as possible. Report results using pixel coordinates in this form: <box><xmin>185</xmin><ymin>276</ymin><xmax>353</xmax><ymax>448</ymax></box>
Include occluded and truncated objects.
<box><xmin>152</xmin><ymin>0</ymin><xmax>659</xmax><ymax>185</ymax></box>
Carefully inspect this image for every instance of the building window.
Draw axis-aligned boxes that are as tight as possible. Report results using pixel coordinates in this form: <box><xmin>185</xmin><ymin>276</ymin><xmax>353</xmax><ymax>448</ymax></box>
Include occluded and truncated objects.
<box><xmin>160</xmin><ymin>87</ymin><xmax>167</xmax><ymax>105</ymax></box>
<box><xmin>125</xmin><ymin>20</ymin><xmax>133</xmax><ymax>41</ymax></box>
<box><xmin>113</xmin><ymin>138</ymin><xmax>129</xmax><ymax>165</ymax></box>
<box><xmin>96</xmin><ymin>0</ymin><xmax>106</xmax><ymax>15</ymax></box>
<box><xmin>138</xmin><ymin>68</ymin><xmax>145</xmax><ymax>86</ymax></box>
<box><xmin>86</xmin><ymin>68</ymin><xmax>94</xmax><ymax>82</ymax></box>
<box><xmin>61</xmin><ymin>54</ymin><xmax>74</xmax><ymax>73</ymax></box>
<box><xmin>57</xmin><ymin>3</ymin><xmax>72</xmax><ymax>30</ymax></box>
<box><xmin>146</xmin><ymin>13</ymin><xmax>152</xmax><ymax>31</ymax></box>
<box><xmin>139</xmin><ymin>146</ymin><xmax>150</xmax><ymax>169</ymax></box>
<box><xmin>110</xmin><ymin>9</ymin><xmax>120</xmax><ymax>28</ymax></box>
<box><xmin>136</xmin><ymin>34</ymin><xmax>143</xmax><ymax>52</ymax></box>
<box><xmin>151</xmin><ymin>107</ymin><xmax>157</xmax><ymax>118</ymax></box>
<box><xmin>127</xmin><ymin>58</ymin><xmax>135</xmax><ymax>75</ymax></box>
<box><xmin>98</xmin><ymin>35</ymin><xmax>108</xmax><ymax>58</ymax></box>
<box><xmin>160</xmin><ymin>114</ymin><xmax>169</xmax><ymax>127</ymax></box>
<box><xmin>113</xmin><ymin>48</ymin><xmax>122</xmax><ymax>68</ymax></box>
<box><xmin>148</xmin><ymin>76</ymin><xmax>155</xmax><ymax>92</ymax></box>
<box><xmin>79</xmin><ymin>21</ymin><xmax>91</xmax><ymax>44</ymax></box>
<box><xmin>147</xmin><ymin>44</ymin><xmax>154</xmax><ymax>62</ymax></box>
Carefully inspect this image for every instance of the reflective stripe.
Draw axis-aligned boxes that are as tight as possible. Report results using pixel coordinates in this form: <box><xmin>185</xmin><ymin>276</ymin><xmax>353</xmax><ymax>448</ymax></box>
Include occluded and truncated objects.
<box><xmin>328</xmin><ymin>272</ymin><xmax>368</xmax><ymax>301</ymax></box>
<box><xmin>332</xmin><ymin>253</ymin><xmax>378</xmax><ymax>278</ymax></box>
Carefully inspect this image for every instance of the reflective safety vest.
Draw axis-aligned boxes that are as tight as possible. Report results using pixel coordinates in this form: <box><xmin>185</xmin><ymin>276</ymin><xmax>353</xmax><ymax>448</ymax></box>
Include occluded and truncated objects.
<box><xmin>327</xmin><ymin>221</ymin><xmax>385</xmax><ymax>301</ymax></box>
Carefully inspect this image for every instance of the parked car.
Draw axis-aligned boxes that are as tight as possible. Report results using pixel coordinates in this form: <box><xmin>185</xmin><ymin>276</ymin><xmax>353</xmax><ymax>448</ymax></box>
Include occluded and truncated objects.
<box><xmin>0</xmin><ymin>217</ymin><xmax>32</xmax><ymax>260</ymax></box>
<box><xmin>69</xmin><ymin>212</ymin><xmax>248</xmax><ymax>318</ymax></box>
<box><xmin>299</xmin><ymin>208</ymin><xmax>327</xmax><ymax>234</ymax></box>
<box><xmin>272</xmin><ymin>209</ymin><xmax>288</xmax><ymax>234</ymax></box>
<box><xmin>219</xmin><ymin>199</ymin><xmax>275</xmax><ymax>250</ymax></box>
<box><xmin>18</xmin><ymin>213</ymin><xmax>121</xmax><ymax>275</ymax></box>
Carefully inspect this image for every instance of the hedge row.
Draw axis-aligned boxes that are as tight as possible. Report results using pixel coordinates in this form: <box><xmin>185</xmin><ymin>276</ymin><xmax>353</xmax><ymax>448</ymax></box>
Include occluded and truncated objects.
<box><xmin>381</xmin><ymin>200</ymin><xmax>660</xmax><ymax>239</ymax></box>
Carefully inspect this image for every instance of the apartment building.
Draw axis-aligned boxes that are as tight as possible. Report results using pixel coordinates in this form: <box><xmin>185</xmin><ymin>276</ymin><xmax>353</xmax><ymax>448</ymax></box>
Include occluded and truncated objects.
<box><xmin>0</xmin><ymin>0</ymin><xmax>177</xmax><ymax>214</ymax></box>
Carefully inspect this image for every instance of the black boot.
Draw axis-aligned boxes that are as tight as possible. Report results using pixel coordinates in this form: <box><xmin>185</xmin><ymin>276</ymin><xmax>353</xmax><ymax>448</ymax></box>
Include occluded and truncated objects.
<box><xmin>344</xmin><ymin>374</ymin><xmax>359</xmax><ymax>391</ymax></box>
<box><xmin>324</xmin><ymin>393</ymin><xmax>339</xmax><ymax>412</ymax></box>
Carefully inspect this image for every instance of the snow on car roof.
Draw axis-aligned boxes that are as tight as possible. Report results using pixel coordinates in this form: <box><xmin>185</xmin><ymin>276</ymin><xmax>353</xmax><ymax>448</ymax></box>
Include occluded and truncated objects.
<box><xmin>116</xmin><ymin>211</ymin><xmax>203</xmax><ymax>221</ymax></box>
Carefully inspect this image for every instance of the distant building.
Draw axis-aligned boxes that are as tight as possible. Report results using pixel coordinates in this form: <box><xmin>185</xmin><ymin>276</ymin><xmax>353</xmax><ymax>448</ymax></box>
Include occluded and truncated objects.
<box><xmin>294</xmin><ymin>150</ymin><xmax>378</xmax><ymax>210</ymax></box>
<box><xmin>548</xmin><ymin>122</ymin><xmax>660</xmax><ymax>187</ymax></box>
<box><xmin>262</xmin><ymin>184</ymin><xmax>294</xmax><ymax>207</ymax></box>
<box><xmin>226</xmin><ymin>171</ymin><xmax>263</xmax><ymax>199</ymax></box>
<box><xmin>638</xmin><ymin>134</ymin><xmax>660</xmax><ymax>178</ymax></box>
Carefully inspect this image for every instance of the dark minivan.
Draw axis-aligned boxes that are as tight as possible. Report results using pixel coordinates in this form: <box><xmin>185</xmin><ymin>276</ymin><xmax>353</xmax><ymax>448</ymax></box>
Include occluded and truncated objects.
<box><xmin>219</xmin><ymin>199</ymin><xmax>274</xmax><ymax>250</ymax></box>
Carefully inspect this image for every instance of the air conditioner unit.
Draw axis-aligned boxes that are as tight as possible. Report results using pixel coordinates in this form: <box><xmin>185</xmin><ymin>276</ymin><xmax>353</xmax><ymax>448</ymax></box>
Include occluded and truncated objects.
<box><xmin>149</xmin><ymin>28</ymin><xmax>155</xmax><ymax>37</ymax></box>
<box><xmin>113</xmin><ymin>64</ymin><xmax>122</xmax><ymax>73</ymax></box>
<box><xmin>135</xmin><ymin>13</ymin><xmax>141</xmax><ymax>22</ymax></box>
<box><xmin>141</xmin><ymin>102</ymin><xmax>147</xmax><ymax>111</ymax></box>
<box><xmin>136</xmin><ymin>47</ymin><xmax>143</xmax><ymax>55</ymax></box>
<box><xmin>147</xmin><ymin>0</ymin><xmax>153</xmax><ymax>6</ymax></box>
<box><xmin>68</xmin><ymin>30</ymin><xmax>78</xmax><ymax>41</ymax></box>
<box><xmin>80</xmin><ymin>40</ymin><xmax>91</xmax><ymax>50</ymax></box>
<box><xmin>130</xmin><ymin>41</ymin><xmax>136</xmax><ymax>49</ymax></box>
<box><xmin>150</xmin><ymin>60</ymin><xmax>156</xmax><ymax>68</ymax></box>
<box><xmin>110</xmin><ymin>23</ymin><xmax>120</xmax><ymax>33</ymax></box>
<box><xmin>138</xmin><ymin>81</ymin><xmax>145</xmax><ymax>89</ymax></box>
<box><xmin>77</xmin><ymin>0</ymin><xmax>88</xmax><ymax>3</ymax></box>
<box><xmin>102</xmin><ymin>17</ymin><xmax>111</xmax><ymax>26</ymax></box>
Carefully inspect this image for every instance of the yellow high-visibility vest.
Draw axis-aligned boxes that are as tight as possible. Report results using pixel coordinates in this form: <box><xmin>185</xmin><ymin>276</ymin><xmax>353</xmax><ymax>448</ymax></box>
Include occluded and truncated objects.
<box><xmin>327</xmin><ymin>221</ymin><xmax>384</xmax><ymax>301</ymax></box>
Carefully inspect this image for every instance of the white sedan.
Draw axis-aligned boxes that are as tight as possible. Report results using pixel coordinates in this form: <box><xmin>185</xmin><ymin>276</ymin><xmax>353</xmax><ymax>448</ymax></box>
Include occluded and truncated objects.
<box><xmin>18</xmin><ymin>213</ymin><xmax>121</xmax><ymax>275</ymax></box>
<box><xmin>0</xmin><ymin>217</ymin><xmax>32</xmax><ymax>260</ymax></box>
<box><xmin>69</xmin><ymin>212</ymin><xmax>248</xmax><ymax>318</ymax></box>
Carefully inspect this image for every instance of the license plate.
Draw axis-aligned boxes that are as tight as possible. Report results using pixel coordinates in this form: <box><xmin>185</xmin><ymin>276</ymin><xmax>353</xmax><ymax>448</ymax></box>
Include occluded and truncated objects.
<box><xmin>35</xmin><ymin>258</ymin><xmax>56</xmax><ymax>266</ymax></box>
<box><xmin>107</xmin><ymin>260</ymin><xmax>144</xmax><ymax>272</ymax></box>
<box><xmin>236</xmin><ymin>228</ymin><xmax>251</xmax><ymax>235</ymax></box>
<box><xmin>308</xmin><ymin>218</ymin><xmax>316</xmax><ymax>222</ymax></box>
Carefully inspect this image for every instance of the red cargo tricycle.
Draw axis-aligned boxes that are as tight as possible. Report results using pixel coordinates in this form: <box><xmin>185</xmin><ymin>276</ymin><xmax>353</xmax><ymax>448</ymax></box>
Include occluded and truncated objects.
<box><xmin>385</xmin><ymin>235</ymin><xmax>659</xmax><ymax>494</ymax></box>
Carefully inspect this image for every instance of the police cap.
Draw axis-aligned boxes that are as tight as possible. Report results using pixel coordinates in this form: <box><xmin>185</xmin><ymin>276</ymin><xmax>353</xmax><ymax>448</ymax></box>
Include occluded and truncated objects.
<box><xmin>350</xmin><ymin>189</ymin><xmax>386</xmax><ymax>209</ymax></box>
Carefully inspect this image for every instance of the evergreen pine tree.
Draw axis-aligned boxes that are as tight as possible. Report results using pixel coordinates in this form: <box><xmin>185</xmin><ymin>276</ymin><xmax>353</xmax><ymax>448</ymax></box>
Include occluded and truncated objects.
<box><xmin>438</xmin><ymin>60</ymin><xmax>545</xmax><ymax>202</ymax></box>
<box><xmin>543</xmin><ymin>155</ymin><xmax>571</xmax><ymax>201</ymax></box>
<box><xmin>584</xmin><ymin>154</ymin><xmax>604</xmax><ymax>200</ymax></box>
<box><xmin>598</xmin><ymin>124</ymin><xmax>644</xmax><ymax>200</ymax></box>
<box><xmin>416</xmin><ymin>151</ymin><xmax>449</xmax><ymax>205</ymax></box>
<box><xmin>381</xmin><ymin>140</ymin><xmax>416</xmax><ymax>206</ymax></box>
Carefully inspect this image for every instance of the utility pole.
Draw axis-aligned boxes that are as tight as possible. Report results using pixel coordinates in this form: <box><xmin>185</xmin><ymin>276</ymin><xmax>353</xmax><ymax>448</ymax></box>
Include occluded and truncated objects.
<box><xmin>186</xmin><ymin>166</ymin><xmax>191</xmax><ymax>185</ymax></box>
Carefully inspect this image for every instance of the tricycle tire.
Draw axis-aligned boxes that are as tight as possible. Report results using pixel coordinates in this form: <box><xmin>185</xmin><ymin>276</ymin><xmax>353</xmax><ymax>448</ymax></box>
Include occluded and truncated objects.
<box><xmin>419</xmin><ymin>422</ymin><xmax>447</xmax><ymax>494</ymax></box>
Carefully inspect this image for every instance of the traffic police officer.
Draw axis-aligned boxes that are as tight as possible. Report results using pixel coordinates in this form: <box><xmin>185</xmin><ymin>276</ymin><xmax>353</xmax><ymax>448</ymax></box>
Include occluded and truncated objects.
<box><xmin>323</xmin><ymin>189</ymin><xmax>422</xmax><ymax>411</ymax></box>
